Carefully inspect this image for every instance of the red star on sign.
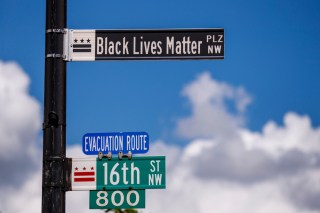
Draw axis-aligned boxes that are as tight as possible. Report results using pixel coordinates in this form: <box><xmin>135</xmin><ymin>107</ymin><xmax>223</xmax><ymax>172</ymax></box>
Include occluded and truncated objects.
<box><xmin>91</xmin><ymin>167</ymin><xmax>94</xmax><ymax>170</ymax></box>
<box><xmin>83</xmin><ymin>167</ymin><xmax>86</xmax><ymax>171</ymax></box>
<box><xmin>75</xmin><ymin>167</ymin><xmax>78</xmax><ymax>171</ymax></box>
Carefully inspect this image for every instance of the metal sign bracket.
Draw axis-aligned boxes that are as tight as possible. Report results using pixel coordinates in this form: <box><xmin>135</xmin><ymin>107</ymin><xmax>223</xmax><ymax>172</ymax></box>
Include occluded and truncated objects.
<box><xmin>45</xmin><ymin>28</ymin><xmax>68</xmax><ymax>60</ymax></box>
<box><xmin>63</xmin><ymin>29</ymin><xmax>70</xmax><ymax>61</ymax></box>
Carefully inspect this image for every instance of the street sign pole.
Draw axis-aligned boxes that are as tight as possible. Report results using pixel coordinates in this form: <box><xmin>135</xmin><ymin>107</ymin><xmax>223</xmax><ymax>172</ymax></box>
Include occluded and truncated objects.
<box><xmin>42</xmin><ymin>0</ymin><xmax>67</xmax><ymax>212</ymax></box>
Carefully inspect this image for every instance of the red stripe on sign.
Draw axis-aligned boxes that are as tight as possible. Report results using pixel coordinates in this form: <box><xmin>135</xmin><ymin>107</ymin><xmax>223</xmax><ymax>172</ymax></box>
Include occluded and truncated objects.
<box><xmin>74</xmin><ymin>172</ymin><xmax>95</xmax><ymax>176</ymax></box>
<box><xmin>74</xmin><ymin>177</ymin><xmax>95</xmax><ymax>182</ymax></box>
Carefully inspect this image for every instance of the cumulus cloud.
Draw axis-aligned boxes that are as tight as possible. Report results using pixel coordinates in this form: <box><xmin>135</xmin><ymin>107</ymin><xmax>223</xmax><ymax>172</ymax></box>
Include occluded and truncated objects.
<box><xmin>145</xmin><ymin>137</ymin><xmax>320</xmax><ymax>212</ymax></box>
<box><xmin>0</xmin><ymin>60</ymin><xmax>42</xmax><ymax>212</ymax></box>
<box><xmin>241</xmin><ymin>112</ymin><xmax>320</xmax><ymax>157</ymax></box>
<box><xmin>188</xmin><ymin>134</ymin><xmax>320</xmax><ymax>184</ymax></box>
<box><xmin>1</xmin><ymin>66</ymin><xmax>320</xmax><ymax>213</ymax></box>
<box><xmin>176</xmin><ymin>72</ymin><xmax>251</xmax><ymax>140</ymax></box>
<box><xmin>144</xmin><ymin>73</ymin><xmax>320</xmax><ymax>213</ymax></box>
<box><xmin>0</xmin><ymin>60</ymin><xmax>41</xmax><ymax>188</ymax></box>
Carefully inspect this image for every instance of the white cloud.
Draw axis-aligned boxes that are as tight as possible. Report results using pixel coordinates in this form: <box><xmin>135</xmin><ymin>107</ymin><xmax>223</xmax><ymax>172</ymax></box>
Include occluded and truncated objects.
<box><xmin>176</xmin><ymin>72</ymin><xmax>251</xmax><ymax>140</ymax></box>
<box><xmin>145</xmin><ymin>72</ymin><xmax>320</xmax><ymax>213</ymax></box>
<box><xmin>145</xmin><ymin>122</ymin><xmax>320</xmax><ymax>212</ymax></box>
<box><xmin>1</xmin><ymin>171</ymin><xmax>42</xmax><ymax>213</ymax></box>
<box><xmin>0</xmin><ymin>61</ymin><xmax>41</xmax><ymax>159</ymax></box>
<box><xmin>241</xmin><ymin>112</ymin><xmax>320</xmax><ymax>157</ymax></box>
<box><xmin>146</xmin><ymin>175</ymin><xmax>301</xmax><ymax>213</ymax></box>
<box><xmin>0</xmin><ymin>60</ymin><xmax>42</xmax><ymax>212</ymax></box>
<box><xmin>1</xmin><ymin>66</ymin><xmax>319</xmax><ymax>213</ymax></box>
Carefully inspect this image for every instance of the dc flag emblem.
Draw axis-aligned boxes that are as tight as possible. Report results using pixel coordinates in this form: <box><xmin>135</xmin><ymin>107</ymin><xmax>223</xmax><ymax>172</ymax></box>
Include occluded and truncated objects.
<box><xmin>67</xmin><ymin>30</ymin><xmax>96</xmax><ymax>61</ymax></box>
<box><xmin>72</xmin><ymin>38</ymin><xmax>92</xmax><ymax>53</ymax></box>
<box><xmin>73</xmin><ymin>165</ymin><xmax>95</xmax><ymax>182</ymax></box>
<box><xmin>71</xmin><ymin>158</ymin><xmax>97</xmax><ymax>190</ymax></box>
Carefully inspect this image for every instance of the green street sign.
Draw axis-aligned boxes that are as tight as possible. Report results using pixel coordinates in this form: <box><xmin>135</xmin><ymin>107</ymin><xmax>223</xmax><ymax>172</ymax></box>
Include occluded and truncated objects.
<box><xmin>71</xmin><ymin>156</ymin><xmax>166</xmax><ymax>190</ymax></box>
<box><xmin>97</xmin><ymin>156</ymin><xmax>166</xmax><ymax>190</ymax></box>
<box><xmin>89</xmin><ymin>189</ymin><xmax>145</xmax><ymax>209</ymax></box>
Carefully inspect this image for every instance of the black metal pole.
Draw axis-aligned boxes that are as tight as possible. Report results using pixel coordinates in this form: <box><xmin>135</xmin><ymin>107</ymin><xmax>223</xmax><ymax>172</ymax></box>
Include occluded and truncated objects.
<box><xmin>42</xmin><ymin>0</ymin><xmax>67</xmax><ymax>212</ymax></box>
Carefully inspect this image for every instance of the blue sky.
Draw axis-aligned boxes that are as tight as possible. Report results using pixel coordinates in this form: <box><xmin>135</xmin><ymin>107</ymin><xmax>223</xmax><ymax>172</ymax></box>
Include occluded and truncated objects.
<box><xmin>1</xmin><ymin>0</ymin><xmax>320</xmax><ymax>146</ymax></box>
<box><xmin>1</xmin><ymin>1</ymin><xmax>320</xmax><ymax>212</ymax></box>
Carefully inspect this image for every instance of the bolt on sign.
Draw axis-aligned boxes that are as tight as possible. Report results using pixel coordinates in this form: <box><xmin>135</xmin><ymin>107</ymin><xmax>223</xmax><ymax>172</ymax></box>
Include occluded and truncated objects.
<box><xmin>71</xmin><ymin>156</ymin><xmax>166</xmax><ymax>191</ymax></box>
<box><xmin>89</xmin><ymin>189</ymin><xmax>145</xmax><ymax>209</ymax></box>
<box><xmin>64</xmin><ymin>29</ymin><xmax>224</xmax><ymax>61</ymax></box>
